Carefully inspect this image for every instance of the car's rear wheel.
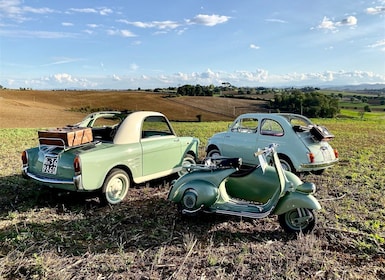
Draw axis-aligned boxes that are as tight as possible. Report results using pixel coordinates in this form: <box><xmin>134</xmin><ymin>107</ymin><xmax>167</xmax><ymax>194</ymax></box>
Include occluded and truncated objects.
<box><xmin>100</xmin><ymin>168</ymin><xmax>130</xmax><ymax>205</ymax></box>
<box><xmin>278</xmin><ymin>155</ymin><xmax>295</xmax><ymax>173</ymax></box>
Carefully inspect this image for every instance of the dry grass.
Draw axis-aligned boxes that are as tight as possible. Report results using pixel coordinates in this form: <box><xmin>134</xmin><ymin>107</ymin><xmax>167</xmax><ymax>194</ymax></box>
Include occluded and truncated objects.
<box><xmin>0</xmin><ymin>90</ymin><xmax>384</xmax><ymax>279</ymax></box>
<box><xmin>0</xmin><ymin>90</ymin><xmax>267</xmax><ymax>128</ymax></box>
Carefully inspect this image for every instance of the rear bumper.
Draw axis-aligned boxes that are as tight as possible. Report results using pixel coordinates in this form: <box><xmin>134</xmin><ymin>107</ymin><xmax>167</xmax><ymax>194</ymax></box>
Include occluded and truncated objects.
<box><xmin>22</xmin><ymin>166</ymin><xmax>84</xmax><ymax>191</ymax></box>
<box><xmin>299</xmin><ymin>158</ymin><xmax>339</xmax><ymax>172</ymax></box>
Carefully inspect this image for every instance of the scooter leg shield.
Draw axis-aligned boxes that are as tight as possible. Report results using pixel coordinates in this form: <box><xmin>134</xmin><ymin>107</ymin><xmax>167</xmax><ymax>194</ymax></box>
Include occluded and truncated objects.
<box><xmin>272</xmin><ymin>192</ymin><xmax>321</xmax><ymax>216</ymax></box>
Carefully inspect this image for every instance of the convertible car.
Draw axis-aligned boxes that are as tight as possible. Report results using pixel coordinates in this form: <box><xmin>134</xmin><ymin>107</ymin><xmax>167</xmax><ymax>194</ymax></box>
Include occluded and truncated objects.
<box><xmin>206</xmin><ymin>113</ymin><xmax>338</xmax><ymax>174</ymax></box>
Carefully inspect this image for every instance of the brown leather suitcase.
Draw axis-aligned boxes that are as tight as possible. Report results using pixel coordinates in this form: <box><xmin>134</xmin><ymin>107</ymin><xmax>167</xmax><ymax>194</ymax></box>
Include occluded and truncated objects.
<box><xmin>310</xmin><ymin>125</ymin><xmax>334</xmax><ymax>141</ymax></box>
<box><xmin>38</xmin><ymin>127</ymin><xmax>93</xmax><ymax>147</ymax></box>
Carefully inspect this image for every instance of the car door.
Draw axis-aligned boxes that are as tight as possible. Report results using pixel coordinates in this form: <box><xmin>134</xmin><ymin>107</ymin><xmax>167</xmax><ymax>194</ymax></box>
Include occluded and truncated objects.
<box><xmin>220</xmin><ymin>117</ymin><xmax>260</xmax><ymax>163</ymax></box>
<box><xmin>140</xmin><ymin>116</ymin><xmax>182</xmax><ymax>176</ymax></box>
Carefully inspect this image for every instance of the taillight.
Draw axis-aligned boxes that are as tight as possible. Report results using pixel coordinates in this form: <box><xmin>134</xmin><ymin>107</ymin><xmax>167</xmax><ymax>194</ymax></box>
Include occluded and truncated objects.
<box><xmin>308</xmin><ymin>152</ymin><xmax>315</xmax><ymax>163</ymax></box>
<box><xmin>22</xmin><ymin>151</ymin><xmax>28</xmax><ymax>165</ymax></box>
<box><xmin>334</xmin><ymin>149</ymin><xmax>339</xmax><ymax>159</ymax></box>
<box><xmin>74</xmin><ymin>156</ymin><xmax>81</xmax><ymax>174</ymax></box>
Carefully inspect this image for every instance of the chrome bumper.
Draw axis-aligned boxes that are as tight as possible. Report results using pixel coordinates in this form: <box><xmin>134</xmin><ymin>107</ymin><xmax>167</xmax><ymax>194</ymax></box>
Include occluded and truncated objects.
<box><xmin>22</xmin><ymin>167</ymin><xmax>83</xmax><ymax>190</ymax></box>
<box><xmin>299</xmin><ymin>158</ymin><xmax>339</xmax><ymax>171</ymax></box>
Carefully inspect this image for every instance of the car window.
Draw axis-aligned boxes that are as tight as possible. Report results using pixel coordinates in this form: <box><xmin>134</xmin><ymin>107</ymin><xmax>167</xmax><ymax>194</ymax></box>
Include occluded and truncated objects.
<box><xmin>289</xmin><ymin>117</ymin><xmax>311</xmax><ymax>127</ymax></box>
<box><xmin>142</xmin><ymin>116</ymin><xmax>174</xmax><ymax>138</ymax></box>
<box><xmin>260</xmin><ymin>119</ymin><xmax>284</xmax><ymax>136</ymax></box>
<box><xmin>231</xmin><ymin>118</ymin><xmax>258</xmax><ymax>133</ymax></box>
<box><xmin>92</xmin><ymin>117</ymin><xmax>121</xmax><ymax>128</ymax></box>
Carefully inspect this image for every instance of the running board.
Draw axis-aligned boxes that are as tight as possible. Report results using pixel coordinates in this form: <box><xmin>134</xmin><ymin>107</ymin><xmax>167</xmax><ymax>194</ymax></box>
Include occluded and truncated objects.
<box><xmin>213</xmin><ymin>208</ymin><xmax>272</xmax><ymax>219</ymax></box>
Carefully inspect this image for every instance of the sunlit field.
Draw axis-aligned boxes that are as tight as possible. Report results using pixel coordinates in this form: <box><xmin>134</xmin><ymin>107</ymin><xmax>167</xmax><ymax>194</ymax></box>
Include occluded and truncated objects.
<box><xmin>1</xmin><ymin>113</ymin><xmax>384</xmax><ymax>279</ymax></box>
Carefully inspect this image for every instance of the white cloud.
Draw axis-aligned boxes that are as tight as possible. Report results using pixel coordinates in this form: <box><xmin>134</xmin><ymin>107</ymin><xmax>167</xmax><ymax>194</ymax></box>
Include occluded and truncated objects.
<box><xmin>250</xmin><ymin>44</ymin><xmax>260</xmax><ymax>50</ymax></box>
<box><xmin>112</xmin><ymin>74</ymin><xmax>121</xmax><ymax>81</ymax></box>
<box><xmin>187</xmin><ymin>14</ymin><xmax>230</xmax><ymax>26</ymax></box>
<box><xmin>0</xmin><ymin>0</ymin><xmax>55</xmax><ymax>22</ymax></box>
<box><xmin>317</xmin><ymin>16</ymin><xmax>336</xmax><ymax>31</ymax></box>
<box><xmin>2</xmin><ymin>70</ymin><xmax>385</xmax><ymax>90</ymax></box>
<box><xmin>366</xmin><ymin>6</ymin><xmax>385</xmax><ymax>15</ymax></box>
<box><xmin>368</xmin><ymin>39</ymin><xmax>385</xmax><ymax>51</ymax></box>
<box><xmin>130</xmin><ymin>63</ymin><xmax>139</xmax><ymax>71</ymax></box>
<box><xmin>120</xmin><ymin>20</ymin><xmax>180</xmax><ymax>30</ymax></box>
<box><xmin>337</xmin><ymin>16</ymin><xmax>357</xmax><ymax>26</ymax></box>
<box><xmin>62</xmin><ymin>22</ymin><xmax>73</xmax><ymax>27</ymax></box>
<box><xmin>316</xmin><ymin>15</ymin><xmax>358</xmax><ymax>32</ymax></box>
<box><xmin>107</xmin><ymin>29</ymin><xmax>136</xmax><ymax>37</ymax></box>
<box><xmin>265</xmin><ymin>18</ymin><xmax>287</xmax><ymax>24</ymax></box>
<box><xmin>68</xmin><ymin>7</ymin><xmax>112</xmax><ymax>16</ymax></box>
<box><xmin>0</xmin><ymin>29</ymin><xmax>77</xmax><ymax>38</ymax></box>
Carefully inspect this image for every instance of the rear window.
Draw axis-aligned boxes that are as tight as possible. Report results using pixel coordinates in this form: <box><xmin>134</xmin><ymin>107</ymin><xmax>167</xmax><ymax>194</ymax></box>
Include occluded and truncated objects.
<box><xmin>142</xmin><ymin>116</ymin><xmax>174</xmax><ymax>138</ymax></box>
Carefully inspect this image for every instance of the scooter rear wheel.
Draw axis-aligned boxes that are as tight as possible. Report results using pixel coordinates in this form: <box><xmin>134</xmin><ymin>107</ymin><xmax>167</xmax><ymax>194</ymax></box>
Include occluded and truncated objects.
<box><xmin>278</xmin><ymin>208</ymin><xmax>316</xmax><ymax>234</ymax></box>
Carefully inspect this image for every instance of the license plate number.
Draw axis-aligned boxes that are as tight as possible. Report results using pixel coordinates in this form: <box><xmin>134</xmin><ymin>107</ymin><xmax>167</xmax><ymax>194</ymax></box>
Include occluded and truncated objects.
<box><xmin>42</xmin><ymin>156</ymin><xmax>58</xmax><ymax>174</ymax></box>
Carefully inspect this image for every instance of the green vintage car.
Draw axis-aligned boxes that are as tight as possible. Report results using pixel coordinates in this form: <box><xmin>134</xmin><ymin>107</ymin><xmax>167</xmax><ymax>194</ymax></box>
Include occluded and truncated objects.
<box><xmin>22</xmin><ymin>111</ymin><xmax>199</xmax><ymax>204</ymax></box>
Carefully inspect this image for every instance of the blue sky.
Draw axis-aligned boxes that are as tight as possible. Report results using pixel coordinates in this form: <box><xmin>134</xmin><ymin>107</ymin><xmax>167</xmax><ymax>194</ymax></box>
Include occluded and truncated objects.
<box><xmin>0</xmin><ymin>0</ymin><xmax>384</xmax><ymax>89</ymax></box>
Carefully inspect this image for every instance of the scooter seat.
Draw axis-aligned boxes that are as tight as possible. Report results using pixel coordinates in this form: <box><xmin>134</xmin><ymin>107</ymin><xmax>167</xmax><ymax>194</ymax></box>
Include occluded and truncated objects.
<box><xmin>230</xmin><ymin>165</ymin><xmax>260</xmax><ymax>178</ymax></box>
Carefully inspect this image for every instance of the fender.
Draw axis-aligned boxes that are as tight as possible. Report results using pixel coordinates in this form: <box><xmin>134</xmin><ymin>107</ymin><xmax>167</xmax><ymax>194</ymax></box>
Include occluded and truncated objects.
<box><xmin>167</xmin><ymin>180</ymin><xmax>218</xmax><ymax>208</ymax></box>
<box><xmin>272</xmin><ymin>192</ymin><xmax>321</xmax><ymax>215</ymax></box>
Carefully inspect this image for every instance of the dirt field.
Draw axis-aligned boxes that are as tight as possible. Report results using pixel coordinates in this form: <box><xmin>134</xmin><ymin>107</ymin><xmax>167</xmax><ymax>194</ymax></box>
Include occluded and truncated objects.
<box><xmin>0</xmin><ymin>90</ymin><xmax>268</xmax><ymax>128</ymax></box>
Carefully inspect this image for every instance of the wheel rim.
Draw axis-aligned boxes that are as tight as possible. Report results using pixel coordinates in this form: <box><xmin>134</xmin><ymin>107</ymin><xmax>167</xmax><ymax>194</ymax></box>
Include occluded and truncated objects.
<box><xmin>284</xmin><ymin>208</ymin><xmax>313</xmax><ymax>231</ymax></box>
<box><xmin>279</xmin><ymin>159</ymin><xmax>292</xmax><ymax>172</ymax></box>
<box><xmin>105</xmin><ymin>174</ymin><xmax>129</xmax><ymax>204</ymax></box>
<box><xmin>178</xmin><ymin>156</ymin><xmax>196</xmax><ymax>176</ymax></box>
<box><xmin>208</xmin><ymin>149</ymin><xmax>220</xmax><ymax>158</ymax></box>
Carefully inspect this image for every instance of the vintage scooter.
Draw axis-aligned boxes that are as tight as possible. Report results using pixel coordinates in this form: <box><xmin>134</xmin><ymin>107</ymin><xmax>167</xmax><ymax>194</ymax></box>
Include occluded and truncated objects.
<box><xmin>168</xmin><ymin>143</ymin><xmax>321</xmax><ymax>234</ymax></box>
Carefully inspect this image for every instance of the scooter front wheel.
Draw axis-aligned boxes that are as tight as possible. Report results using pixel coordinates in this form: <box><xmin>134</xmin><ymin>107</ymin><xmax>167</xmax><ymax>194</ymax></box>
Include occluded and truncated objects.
<box><xmin>278</xmin><ymin>208</ymin><xmax>316</xmax><ymax>234</ymax></box>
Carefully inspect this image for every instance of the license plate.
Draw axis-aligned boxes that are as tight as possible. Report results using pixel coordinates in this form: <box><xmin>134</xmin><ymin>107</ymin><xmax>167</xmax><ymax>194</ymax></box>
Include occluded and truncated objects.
<box><xmin>42</xmin><ymin>156</ymin><xmax>58</xmax><ymax>174</ymax></box>
<box><xmin>321</xmin><ymin>148</ymin><xmax>332</xmax><ymax>161</ymax></box>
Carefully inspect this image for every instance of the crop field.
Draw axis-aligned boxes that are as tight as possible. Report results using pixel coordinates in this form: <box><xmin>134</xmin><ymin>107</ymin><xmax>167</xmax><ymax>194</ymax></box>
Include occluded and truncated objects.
<box><xmin>0</xmin><ymin>90</ymin><xmax>385</xmax><ymax>279</ymax></box>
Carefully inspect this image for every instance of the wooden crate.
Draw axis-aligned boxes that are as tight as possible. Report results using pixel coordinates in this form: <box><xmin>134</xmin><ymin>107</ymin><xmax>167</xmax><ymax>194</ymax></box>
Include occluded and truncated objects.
<box><xmin>38</xmin><ymin>127</ymin><xmax>93</xmax><ymax>147</ymax></box>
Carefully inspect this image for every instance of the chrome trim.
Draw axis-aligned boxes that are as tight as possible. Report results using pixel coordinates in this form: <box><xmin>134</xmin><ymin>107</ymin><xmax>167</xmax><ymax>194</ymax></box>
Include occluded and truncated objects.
<box><xmin>299</xmin><ymin>158</ymin><xmax>339</xmax><ymax>170</ymax></box>
<box><xmin>214</xmin><ymin>208</ymin><xmax>272</xmax><ymax>219</ymax></box>
<box><xmin>22</xmin><ymin>167</ymin><xmax>74</xmax><ymax>185</ymax></box>
<box><xmin>73</xmin><ymin>175</ymin><xmax>83</xmax><ymax>190</ymax></box>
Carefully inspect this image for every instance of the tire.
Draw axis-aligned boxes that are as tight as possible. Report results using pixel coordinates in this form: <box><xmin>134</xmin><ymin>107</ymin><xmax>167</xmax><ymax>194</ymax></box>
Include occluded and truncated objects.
<box><xmin>278</xmin><ymin>208</ymin><xmax>316</xmax><ymax>234</ymax></box>
<box><xmin>178</xmin><ymin>154</ymin><xmax>196</xmax><ymax>177</ymax></box>
<box><xmin>278</xmin><ymin>155</ymin><xmax>295</xmax><ymax>173</ymax></box>
<box><xmin>207</xmin><ymin>148</ymin><xmax>221</xmax><ymax>158</ymax></box>
<box><xmin>100</xmin><ymin>168</ymin><xmax>130</xmax><ymax>205</ymax></box>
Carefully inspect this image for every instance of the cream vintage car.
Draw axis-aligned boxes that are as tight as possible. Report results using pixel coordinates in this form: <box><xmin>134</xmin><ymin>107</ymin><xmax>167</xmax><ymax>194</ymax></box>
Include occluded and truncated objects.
<box><xmin>22</xmin><ymin>111</ymin><xmax>199</xmax><ymax>204</ymax></box>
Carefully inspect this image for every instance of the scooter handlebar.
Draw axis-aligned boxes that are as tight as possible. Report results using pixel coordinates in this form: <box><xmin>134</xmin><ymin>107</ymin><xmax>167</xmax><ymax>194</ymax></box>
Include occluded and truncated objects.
<box><xmin>254</xmin><ymin>143</ymin><xmax>279</xmax><ymax>157</ymax></box>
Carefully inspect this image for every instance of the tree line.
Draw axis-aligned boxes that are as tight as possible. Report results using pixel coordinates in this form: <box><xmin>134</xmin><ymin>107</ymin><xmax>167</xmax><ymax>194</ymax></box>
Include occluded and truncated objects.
<box><xmin>269</xmin><ymin>89</ymin><xmax>339</xmax><ymax>118</ymax></box>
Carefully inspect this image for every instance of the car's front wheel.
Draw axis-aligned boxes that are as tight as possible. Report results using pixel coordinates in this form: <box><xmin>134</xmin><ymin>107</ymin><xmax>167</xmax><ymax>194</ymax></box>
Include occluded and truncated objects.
<box><xmin>178</xmin><ymin>154</ymin><xmax>196</xmax><ymax>176</ymax></box>
<box><xmin>207</xmin><ymin>148</ymin><xmax>221</xmax><ymax>158</ymax></box>
<box><xmin>100</xmin><ymin>168</ymin><xmax>130</xmax><ymax>205</ymax></box>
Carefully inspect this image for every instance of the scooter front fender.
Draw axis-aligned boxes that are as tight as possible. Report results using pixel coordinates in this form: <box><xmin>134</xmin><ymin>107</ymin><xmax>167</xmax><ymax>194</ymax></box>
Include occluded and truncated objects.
<box><xmin>272</xmin><ymin>192</ymin><xmax>321</xmax><ymax>216</ymax></box>
<box><xmin>167</xmin><ymin>180</ymin><xmax>218</xmax><ymax>208</ymax></box>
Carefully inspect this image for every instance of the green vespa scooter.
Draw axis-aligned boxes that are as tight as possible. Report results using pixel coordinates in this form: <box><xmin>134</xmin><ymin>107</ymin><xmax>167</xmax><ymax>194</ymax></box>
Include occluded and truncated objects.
<box><xmin>168</xmin><ymin>143</ymin><xmax>321</xmax><ymax>234</ymax></box>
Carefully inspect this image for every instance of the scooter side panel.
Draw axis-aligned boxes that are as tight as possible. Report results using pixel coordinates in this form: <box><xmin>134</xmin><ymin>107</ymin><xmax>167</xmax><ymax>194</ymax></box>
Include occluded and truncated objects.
<box><xmin>226</xmin><ymin>166</ymin><xmax>280</xmax><ymax>203</ymax></box>
<box><xmin>168</xmin><ymin>180</ymin><xmax>218</xmax><ymax>208</ymax></box>
<box><xmin>272</xmin><ymin>192</ymin><xmax>321</xmax><ymax>215</ymax></box>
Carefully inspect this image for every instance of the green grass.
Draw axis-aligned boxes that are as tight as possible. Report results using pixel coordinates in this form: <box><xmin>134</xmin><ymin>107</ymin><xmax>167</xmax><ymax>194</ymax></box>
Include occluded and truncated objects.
<box><xmin>1</xmin><ymin>120</ymin><xmax>385</xmax><ymax>279</ymax></box>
